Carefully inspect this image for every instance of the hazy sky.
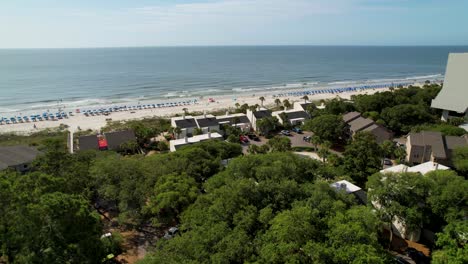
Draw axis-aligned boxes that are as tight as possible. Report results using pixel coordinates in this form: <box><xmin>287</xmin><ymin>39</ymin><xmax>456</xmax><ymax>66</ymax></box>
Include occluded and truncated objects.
<box><xmin>1</xmin><ymin>0</ymin><xmax>467</xmax><ymax>48</ymax></box>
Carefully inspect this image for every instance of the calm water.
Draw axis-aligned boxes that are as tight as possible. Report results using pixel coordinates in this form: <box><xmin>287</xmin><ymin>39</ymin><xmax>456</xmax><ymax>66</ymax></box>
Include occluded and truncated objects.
<box><xmin>1</xmin><ymin>46</ymin><xmax>467</xmax><ymax>115</ymax></box>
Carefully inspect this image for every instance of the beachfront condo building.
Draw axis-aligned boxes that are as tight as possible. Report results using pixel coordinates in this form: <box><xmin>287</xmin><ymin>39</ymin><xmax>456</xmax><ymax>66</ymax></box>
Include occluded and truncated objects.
<box><xmin>431</xmin><ymin>53</ymin><xmax>468</xmax><ymax>121</ymax></box>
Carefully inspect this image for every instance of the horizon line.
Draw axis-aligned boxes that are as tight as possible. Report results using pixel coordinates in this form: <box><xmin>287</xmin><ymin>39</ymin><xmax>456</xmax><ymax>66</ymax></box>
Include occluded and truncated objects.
<box><xmin>1</xmin><ymin>44</ymin><xmax>468</xmax><ymax>50</ymax></box>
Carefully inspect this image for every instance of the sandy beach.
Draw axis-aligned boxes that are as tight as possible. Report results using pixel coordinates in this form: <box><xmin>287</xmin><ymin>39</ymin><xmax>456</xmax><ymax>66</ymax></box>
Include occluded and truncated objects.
<box><xmin>0</xmin><ymin>83</ymin><xmax>420</xmax><ymax>135</ymax></box>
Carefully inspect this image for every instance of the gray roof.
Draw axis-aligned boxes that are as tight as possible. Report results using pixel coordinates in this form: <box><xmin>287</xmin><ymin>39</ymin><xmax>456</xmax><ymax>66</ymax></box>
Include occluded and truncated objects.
<box><xmin>300</xmin><ymin>103</ymin><xmax>315</xmax><ymax>110</ymax></box>
<box><xmin>409</xmin><ymin>131</ymin><xmax>446</xmax><ymax>159</ymax></box>
<box><xmin>195</xmin><ymin>117</ymin><xmax>219</xmax><ymax>128</ymax></box>
<box><xmin>280</xmin><ymin>111</ymin><xmax>309</xmax><ymax>121</ymax></box>
<box><xmin>431</xmin><ymin>53</ymin><xmax>468</xmax><ymax>113</ymax></box>
<box><xmin>348</xmin><ymin>117</ymin><xmax>374</xmax><ymax>132</ymax></box>
<box><xmin>0</xmin><ymin>146</ymin><xmax>41</xmax><ymax>167</ymax></box>
<box><xmin>445</xmin><ymin>135</ymin><xmax>468</xmax><ymax>150</ymax></box>
<box><xmin>174</xmin><ymin>118</ymin><xmax>197</xmax><ymax>129</ymax></box>
<box><xmin>78</xmin><ymin>135</ymin><xmax>99</xmax><ymax>151</ymax></box>
<box><xmin>343</xmin><ymin>112</ymin><xmax>362</xmax><ymax>123</ymax></box>
<box><xmin>104</xmin><ymin>130</ymin><xmax>136</xmax><ymax>150</ymax></box>
<box><xmin>253</xmin><ymin>110</ymin><xmax>272</xmax><ymax>119</ymax></box>
<box><xmin>217</xmin><ymin>115</ymin><xmax>250</xmax><ymax>125</ymax></box>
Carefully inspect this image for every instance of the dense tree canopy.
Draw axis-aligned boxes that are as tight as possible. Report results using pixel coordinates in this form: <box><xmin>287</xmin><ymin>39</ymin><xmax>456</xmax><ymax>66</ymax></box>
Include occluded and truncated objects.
<box><xmin>140</xmin><ymin>153</ymin><xmax>390</xmax><ymax>263</ymax></box>
<box><xmin>303</xmin><ymin>114</ymin><xmax>346</xmax><ymax>144</ymax></box>
<box><xmin>343</xmin><ymin>132</ymin><xmax>382</xmax><ymax>186</ymax></box>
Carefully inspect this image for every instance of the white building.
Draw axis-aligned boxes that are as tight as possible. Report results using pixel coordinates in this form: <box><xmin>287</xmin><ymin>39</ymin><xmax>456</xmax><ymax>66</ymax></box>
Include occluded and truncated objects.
<box><xmin>246</xmin><ymin>108</ymin><xmax>272</xmax><ymax>131</ymax></box>
<box><xmin>216</xmin><ymin>113</ymin><xmax>251</xmax><ymax>132</ymax></box>
<box><xmin>431</xmin><ymin>53</ymin><xmax>468</xmax><ymax>121</ymax></box>
<box><xmin>194</xmin><ymin>113</ymin><xmax>220</xmax><ymax>133</ymax></box>
<box><xmin>272</xmin><ymin>109</ymin><xmax>309</xmax><ymax>126</ymax></box>
<box><xmin>169</xmin><ymin>132</ymin><xmax>223</xmax><ymax>152</ymax></box>
<box><xmin>171</xmin><ymin>115</ymin><xmax>198</xmax><ymax>139</ymax></box>
<box><xmin>380</xmin><ymin>161</ymin><xmax>450</xmax><ymax>175</ymax></box>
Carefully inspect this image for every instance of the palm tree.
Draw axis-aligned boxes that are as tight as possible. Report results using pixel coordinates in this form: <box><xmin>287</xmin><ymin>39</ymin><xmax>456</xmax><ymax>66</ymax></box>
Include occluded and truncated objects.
<box><xmin>279</xmin><ymin>112</ymin><xmax>288</xmax><ymax>126</ymax></box>
<box><xmin>318</xmin><ymin>141</ymin><xmax>331</xmax><ymax>162</ymax></box>
<box><xmin>283</xmin><ymin>99</ymin><xmax>291</xmax><ymax>110</ymax></box>
<box><xmin>311</xmin><ymin>135</ymin><xmax>321</xmax><ymax>152</ymax></box>
<box><xmin>235</xmin><ymin>102</ymin><xmax>240</xmax><ymax>109</ymax></box>
<box><xmin>173</xmin><ymin>127</ymin><xmax>182</xmax><ymax>139</ymax></box>
<box><xmin>232</xmin><ymin>116</ymin><xmax>240</xmax><ymax>128</ymax></box>
<box><xmin>301</xmin><ymin>95</ymin><xmax>309</xmax><ymax>103</ymax></box>
<box><xmin>259</xmin><ymin>96</ymin><xmax>265</xmax><ymax>107</ymax></box>
<box><xmin>182</xmin><ymin>108</ymin><xmax>188</xmax><ymax>115</ymax></box>
<box><xmin>274</xmin><ymin>98</ymin><xmax>281</xmax><ymax>108</ymax></box>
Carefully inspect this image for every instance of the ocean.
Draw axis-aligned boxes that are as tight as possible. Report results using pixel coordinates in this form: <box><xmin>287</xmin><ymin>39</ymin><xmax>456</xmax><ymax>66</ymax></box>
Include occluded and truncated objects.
<box><xmin>1</xmin><ymin>46</ymin><xmax>467</xmax><ymax>116</ymax></box>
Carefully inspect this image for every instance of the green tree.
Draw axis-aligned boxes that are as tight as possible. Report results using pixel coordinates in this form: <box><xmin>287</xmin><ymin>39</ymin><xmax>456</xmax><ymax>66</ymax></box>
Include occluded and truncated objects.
<box><xmin>282</xmin><ymin>99</ymin><xmax>291</xmax><ymax>110</ymax></box>
<box><xmin>432</xmin><ymin>221</ymin><xmax>468</xmax><ymax>264</ymax></box>
<box><xmin>266</xmin><ymin>136</ymin><xmax>292</xmax><ymax>152</ymax></box>
<box><xmin>148</xmin><ymin>173</ymin><xmax>199</xmax><ymax>223</ymax></box>
<box><xmin>173</xmin><ymin>126</ymin><xmax>182</xmax><ymax>139</ymax></box>
<box><xmin>453</xmin><ymin>146</ymin><xmax>468</xmax><ymax>176</ymax></box>
<box><xmin>343</xmin><ymin>132</ymin><xmax>382</xmax><ymax>186</ymax></box>
<box><xmin>303</xmin><ymin>114</ymin><xmax>346</xmax><ymax>144</ymax></box>
<box><xmin>274</xmin><ymin>98</ymin><xmax>281</xmax><ymax>108</ymax></box>
<box><xmin>256</xmin><ymin>116</ymin><xmax>279</xmax><ymax>136</ymax></box>
<box><xmin>381</xmin><ymin>104</ymin><xmax>434</xmax><ymax>134</ymax></box>
<box><xmin>259</xmin><ymin>96</ymin><xmax>265</xmax><ymax>107</ymax></box>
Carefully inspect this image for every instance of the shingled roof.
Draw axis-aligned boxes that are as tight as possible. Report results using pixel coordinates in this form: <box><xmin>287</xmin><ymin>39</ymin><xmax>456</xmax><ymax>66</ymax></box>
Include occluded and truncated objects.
<box><xmin>253</xmin><ymin>109</ymin><xmax>272</xmax><ymax>119</ymax></box>
<box><xmin>174</xmin><ymin>118</ymin><xmax>197</xmax><ymax>129</ymax></box>
<box><xmin>104</xmin><ymin>130</ymin><xmax>136</xmax><ymax>150</ymax></box>
<box><xmin>78</xmin><ymin>135</ymin><xmax>99</xmax><ymax>151</ymax></box>
<box><xmin>195</xmin><ymin>116</ymin><xmax>219</xmax><ymax>128</ymax></box>
<box><xmin>217</xmin><ymin>115</ymin><xmax>250</xmax><ymax>124</ymax></box>
<box><xmin>0</xmin><ymin>146</ymin><xmax>41</xmax><ymax>168</ymax></box>
<box><xmin>343</xmin><ymin>112</ymin><xmax>361</xmax><ymax>123</ymax></box>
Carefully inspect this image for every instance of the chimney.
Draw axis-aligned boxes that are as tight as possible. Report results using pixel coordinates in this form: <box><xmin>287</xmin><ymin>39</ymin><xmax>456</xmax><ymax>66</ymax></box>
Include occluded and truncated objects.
<box><xmin>184</xmin><ymin>136</ymin><xmax>188</xmax><ymax>143</ymax></box>
<box><xmin>183</xmin><ymin>113</ymin><xmax>186</xmax><ymax>119</ymax></box>
<box><xmin>226</xmin><ymin>111</ymin><xmax>229</xmax><ymax>116</ymax></box>
<box><xmin>208</xmin><ymin>132</ymin><xmax>212</xmax><ymax>138</ymax></box>
<box><xmin>203</xmin><ymin>110</ymin><xmax>207</xmax><ymax>118</ymax></box>
<box><xmin>68</xmin><ymin>131</ymin><xmax>74</xmax><ymax>154</ymax></box>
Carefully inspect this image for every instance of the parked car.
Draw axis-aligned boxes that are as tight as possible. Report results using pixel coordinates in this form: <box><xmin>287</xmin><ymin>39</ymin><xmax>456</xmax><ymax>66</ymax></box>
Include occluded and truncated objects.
<box><xmin>164</xmin><ymin>227</ymin><xmax>179</xmax><ymax>239</ymax></box>
<box><xmin>291</xmin><ymin>127</ymin><xmax>303</xmax><ymax>134</ymax></box>
<box><xmin>240</xmin><ymin>135</ymin><xmax>249</xmax><ymax>143</ymax></box>
<box><xmin>383</xmin><ymin>158</ymin><xmax>393</xmax><ymax>166</ymax></box>
<box><xmin>280</xmin><ymin>130</ymin><xmax>291</xmax><ymax>136</ymax></box>
<box><xmin>303</xmin><ymin>136</ymin><xmax>311</xmax><ymax>142</ymax></box>
<box><xmin>247</xmin><ymin>133</ymin><xmax>260</xmax><ymax>141</ymax></box>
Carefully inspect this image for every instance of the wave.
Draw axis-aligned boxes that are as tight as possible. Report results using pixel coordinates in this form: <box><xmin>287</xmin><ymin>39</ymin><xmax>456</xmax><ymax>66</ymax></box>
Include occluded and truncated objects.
<box><xmin>0</xmin><ymin>74</ymin><xmax>443</xmax><ymax>117</ymax></box>
<box><xmin>405</xmin><ymin>74</ymin><xmax>443</xmax><ymax>80</ymax></box>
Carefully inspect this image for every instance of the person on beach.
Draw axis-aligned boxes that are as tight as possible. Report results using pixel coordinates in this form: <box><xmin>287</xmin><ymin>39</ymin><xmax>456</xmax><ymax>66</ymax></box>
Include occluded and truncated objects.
<box><xmin>33</xmin><ymin>124</ymin><xmax>37</xmax><ymax>129</ymax></box>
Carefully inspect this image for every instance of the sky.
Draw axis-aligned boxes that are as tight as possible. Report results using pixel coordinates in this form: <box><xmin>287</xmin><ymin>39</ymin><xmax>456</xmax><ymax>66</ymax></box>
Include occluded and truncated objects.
<box><xmin>1</xmin><ymin>0</ymin><xmax>467</xmax><ymax>48</ymax></box>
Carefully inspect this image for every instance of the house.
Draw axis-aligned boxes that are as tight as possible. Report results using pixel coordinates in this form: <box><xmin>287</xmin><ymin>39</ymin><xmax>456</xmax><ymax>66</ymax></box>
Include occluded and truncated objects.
<box><xmin>330</xmin><ymin>180</ymin><xmax>367</xmax><ymax>205</ymax></box>
<box><xmin>0</xmin><ymin>146</ymin><xmax>41</xmax><ymax>172</ymax></box>
<box><xmin>194</xmin><ymin>113</ymin><xmax>219</xmax><ymax>133</ymax></box>
<box><xmin>272</xmin><ymin>109</ymin><xmax>309</xmax><ymax>126</ymax></box>
<box><xmin>171</xmin><ymin>115</ymin><xmax>198</xmax><ymax>138</ymax></box>
<box><xmin>431</xmin><ymin>53</ymin><xmax>468</xmax><ymax>121</ymax></box>
<box><xmin>342</xmin><ymin>112</ymin><xmax>393</xmax><ymax>143</ymax></box>
<box><xmin>104</xmin><ymin>130</ymin><xmax>136</xmax><ymax>150</ymax></box>
<box><xmin>169</xmin><ymin>132</ymin><xmax>223</xmax><ymax>152</ymax></box>
<box><xmin>246</xmin><ymin>108</ymin><xmax>272</xmax><ymax>131</ymax></box>
<box><xmin>406</xmin><ymin>131</ymin><xmax>467</xmax><ymax>166</ymax></box>
<box><xmin>380</xmin><ymin>161</ymin><xmax>450</xmax><ymax>175</ymax></box>
<box><xmin>216</xmin><ymin>113</ymin><xmax>251</xmax><ymax>132</ymax></box>
<box><xmin>294</xmin><ymin>102</ymin><xmax>315</xmax><ymax>112</ymax></box>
